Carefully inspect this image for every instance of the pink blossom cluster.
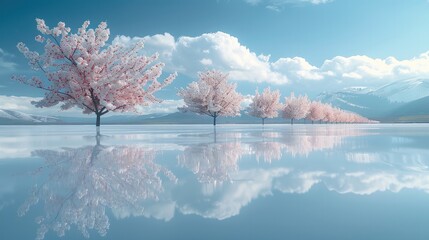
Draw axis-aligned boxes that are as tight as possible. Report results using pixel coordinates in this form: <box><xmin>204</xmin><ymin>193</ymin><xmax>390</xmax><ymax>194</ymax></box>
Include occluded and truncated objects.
<box><xmin>307</xmin><ymin>102</ymin><xmax>374</xmax><ymax>123</ymax></box>
<box><xmin>282</xmin><ymin>92</ymin><xmax>311</xmax><ymax>124</ymax></box>
<box><xmin>282</xmin><ymin>93</ymin><xmax>372</xmax><ymax>124</ymax></box>
<box><xmin>178</xmin><ymin>70</ymin><xmax>243</xmax><ymax>124</ymax></box>
<box><xmin>245</xmin><ymin>89</ymin><xmax>373</xmax><ymax>124</ymax></box>
<box><xmin>247</xmin><ymin>87</ymin><xmax>282</xmax><ymax>124</ymax></box>
<box><xmin>14</xmin><ymin>19</ymin><xmax>176</xmax><ymax>124</ymax></box>
<box><xmin>20</xmin><ymin>144</ymin><xmax>177</xmax><ymax>240</ymax></box>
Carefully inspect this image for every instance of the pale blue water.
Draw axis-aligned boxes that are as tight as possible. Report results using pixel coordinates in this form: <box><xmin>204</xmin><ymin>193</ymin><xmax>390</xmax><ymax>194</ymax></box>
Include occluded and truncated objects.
<box><xmin>1</xmin><ymin>124</ymin><xmax>429</xmax><ymax>240</ymax></box>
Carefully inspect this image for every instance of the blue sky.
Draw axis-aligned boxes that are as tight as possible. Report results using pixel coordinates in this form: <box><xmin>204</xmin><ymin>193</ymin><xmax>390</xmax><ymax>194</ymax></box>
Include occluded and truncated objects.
<box><xmin>1</xmin><ymin>0</ymin><xmax>429</xmax><ymax>116</ymax></box>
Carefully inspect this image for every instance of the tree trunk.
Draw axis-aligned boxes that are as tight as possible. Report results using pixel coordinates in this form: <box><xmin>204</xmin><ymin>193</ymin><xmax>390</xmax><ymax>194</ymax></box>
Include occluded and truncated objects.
<box><xmin>213</xmin><ymin>116</ymin><xmax>217</xmax><ymax>126</ymax></box>
<box><xmin>291</xmin><ymin>118</ymin><xmax>294</xmax><ymax>125</ymax></box>
<box><xmin>262</xmin><ymin>118</ymin><xmax>265</xmax><ymax>125</ymax></box>
<box><xmin>312</xmin><ymin>120</ymin><xmax>314</xmax><ymax>124</ymax></box>
<box><xmin>96</xmin><ymin>114</ymin><xmax>101</xmax><ymax>127</ymax></box>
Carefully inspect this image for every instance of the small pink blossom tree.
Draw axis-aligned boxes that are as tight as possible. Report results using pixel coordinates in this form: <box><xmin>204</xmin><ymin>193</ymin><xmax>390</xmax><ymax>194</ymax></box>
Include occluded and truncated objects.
<box><xmin>178</xmin><ymin>70</ymin><xmax>243</xmax><ymax>125</ymax></box>
<box><xmin>306</xmin><ymin>101</ymin><xmax>326</xmax><ymax>124</ymax></box>
<box><xmin>247</xmin><ymin>87</ymin><xmax>282</xmax><ymax>125</ymax></box>
<box><xmin>14</xmin><ymin>19</ymin><xmax>176</xmax><ymax>126</ymax></box>
<box><xmin>282</xmin><ymin>93</ymin><xmax>311</xmax><ymax>124</ymax></box>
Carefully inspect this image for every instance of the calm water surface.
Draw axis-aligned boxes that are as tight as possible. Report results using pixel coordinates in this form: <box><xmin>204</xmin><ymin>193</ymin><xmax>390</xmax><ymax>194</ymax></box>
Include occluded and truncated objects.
<box><xmin>1</xmin><ymin>124</ymin><xmax>429</xmax><ymax>240</ymax></box>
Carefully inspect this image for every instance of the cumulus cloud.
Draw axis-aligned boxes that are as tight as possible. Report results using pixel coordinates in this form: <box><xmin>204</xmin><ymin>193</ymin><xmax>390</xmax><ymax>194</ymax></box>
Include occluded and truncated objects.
<box><xmin>272</xmin><ymin>53</ymin><xmax>429</xmax><ymax>86</ymax></box>
<box><xmin>272</xmin><ymin>57</ymin><xmax>324</xmax><ymax>80</ymax></box>
<box><xmin>114</xmin><ymin>32</ymin><xmax>429</xmax><ymax>89</ymax></box>
<box><xmin>113</xmin><ymin>32</ymin><xmax>289</xmax><ymax>84</ymax></box>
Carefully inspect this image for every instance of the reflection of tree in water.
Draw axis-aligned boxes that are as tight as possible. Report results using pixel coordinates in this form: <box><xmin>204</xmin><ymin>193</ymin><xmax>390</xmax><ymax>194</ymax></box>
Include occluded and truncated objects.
<box><xmin>282</xmin><ymin>135</ymin><xmax>342</xmax><ymax>157</ymax></box>
<box><xmin>250</xmin><ymin>141</ymin><xmax>283</xmax><ymax>163</ymax></box>
<box><xmin>281</xmin><ymin>127</ymin><xmax>364</xmax><ymax>157</ymax></box>
<box><xmin>178</xmin><ymin>142</ymin><xmax>245</xmax><ymax>186</ymax></box>
<box><xmin>19</xmin><ymin>139</ymin><xmax>177</xmax><ymax>240</ymax></box>
<box><xmin>247</xmin><ymin>131</ymin><xmax>283</xmax><ymax>163</ymax></box>
<box><xmin>246</xmin><ymin>129</ymin><xmax>345</xmax><ymax>160</ymax></box>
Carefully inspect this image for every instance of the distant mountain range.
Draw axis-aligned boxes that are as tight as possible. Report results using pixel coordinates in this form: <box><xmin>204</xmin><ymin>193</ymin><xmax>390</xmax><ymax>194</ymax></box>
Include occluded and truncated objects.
<box><xmin>0</xmin><ymin>109</ymin><xmax>61</xmax><ymax>124</ymax></box>
<box><xmin>1</xmin><ymin>78</ymin><xmax>428</xmax><ymax>124</ymax></box>
<box><xmin>373</xmin><ymin>78</ymin><xmax>429</xmax><ymax>102</ymax></box>
<box><xmin>317</xmin><ymin>78</ymin><xmax>429</xmax><ymax>122</ymax></box>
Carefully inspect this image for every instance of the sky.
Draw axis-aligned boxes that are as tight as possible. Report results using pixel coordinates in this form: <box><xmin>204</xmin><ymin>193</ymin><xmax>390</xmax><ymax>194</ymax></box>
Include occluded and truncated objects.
<box><xmin>1</xmin><ymin>0</ymin><xmax>429</xmax><ymax>117</ymax></box>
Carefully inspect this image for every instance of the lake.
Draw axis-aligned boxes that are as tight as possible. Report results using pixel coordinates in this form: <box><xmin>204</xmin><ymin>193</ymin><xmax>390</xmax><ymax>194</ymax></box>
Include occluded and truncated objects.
<box><xmin>1</xmin><ymin>124</ymin><xmax>429</xmax><ymax>240</ymax></box>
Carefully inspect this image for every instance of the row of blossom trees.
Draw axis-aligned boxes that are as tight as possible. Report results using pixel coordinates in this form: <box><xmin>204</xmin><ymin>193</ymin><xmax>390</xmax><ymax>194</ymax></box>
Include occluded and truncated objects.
<box><xmin>15</xmin><ymin>19</ymin><xmax>372</xmax><ymax>126</ymax></box>
<box><xmin>178</xmin><ymin>70</ymin><xmax>372</xmax><ymax>125</ymax></box>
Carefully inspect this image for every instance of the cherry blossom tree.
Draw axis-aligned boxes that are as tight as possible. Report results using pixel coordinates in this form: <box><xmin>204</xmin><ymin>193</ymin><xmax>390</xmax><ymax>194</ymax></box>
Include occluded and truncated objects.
<box><xmin>306</xmin><ymin>101</ymin><xmax>326</xmax><ymax>124</ymax></box>
<box><xmin>315</xmin><ymin>103</ymin><xmax>371</xmax><ymax>124</ymax></box>
<box><xmin>323</xmin><ymin>105</ymin><xmax>336</xmax><ymax>123</ymax></box>
<box><xmin>247</xmin><ymin>87</ymin><xmax>282</xmax><ymax>125</ymax></box>
<box><xmin>178</xmin><ymin>70</ymin><xmax>243</xmax><ymax>125</ymax></box>
<box><xmin>14</xmin><ymin>19</ymin><xmax>176</xmax><ymax>126</ymax></box>
<box><xmin>282</xmin><ymin>93</ymin><xmax>311</xmax><ymax>124</ymax></box>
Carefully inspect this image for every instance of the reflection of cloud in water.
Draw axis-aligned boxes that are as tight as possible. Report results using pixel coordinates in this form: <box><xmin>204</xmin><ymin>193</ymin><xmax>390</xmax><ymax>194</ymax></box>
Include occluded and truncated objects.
<box><xmin>179</xmin><ymin>168</ymin><xmax>290</xmax><ymax>220</ymax></box>
<box><xmin>174</xmin><ymin>126</ymin><xmax>429</xmax><ymax>220</ymax></box>
<box><xmin>20</xmin><ymin>142</ymin><xmax>177</xmax><ymax>240</ymax></box>
<box><xmin>13</xmin><ymin>125</ymin><xmax>429</xmax><ymax>229</ymax></box>
<box><xmin>325</xmin><ymin>171</ymin><xmax>429</xmax><ymax>195</ymax></box>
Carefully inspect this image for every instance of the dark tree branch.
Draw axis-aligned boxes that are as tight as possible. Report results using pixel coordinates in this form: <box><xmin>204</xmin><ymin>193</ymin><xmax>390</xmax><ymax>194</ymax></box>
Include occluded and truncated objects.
<box><xmin>50</xmin><ymin>35</ymin><xmax>77</xmax><ymax>66</ymax></box>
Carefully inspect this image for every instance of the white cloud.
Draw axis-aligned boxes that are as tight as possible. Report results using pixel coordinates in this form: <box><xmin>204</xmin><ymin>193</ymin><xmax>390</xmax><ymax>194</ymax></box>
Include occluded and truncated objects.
<box><xmin>272</xmin><ymin>52</ymin><xmax>429</xmax><ymax>88</ymax></box>
<box><xmin>244</xmin><ymin>0</ymin><xmax>333</xmax><ymax>11</ymax></box>
<box><xmin>113</xmin><ymin>32</ymin><xmax>289</xmax><ymax>84</ymax></box>
<box><xmin>200</xmin><ymin>58</ymin><xmax>213</xmax><ymax>66</ymax></box>
<box><xmin>317</xmin><ymin>53</ymin><xmax>429</xmax><ymax>85</ymax></box>
<box><xmin>240</xmin><ymin>94</ymin><xmax>253</xmax><ymax>109</ymax></box>
<box><xmin>272</xmin><ymin>57</ymin><xmax>324</xmax><ymax>80</ymax></box>
<box><xmin>114</xmin><ymin>32</ymin><xmax>429</xmax><ymax>89</ymax></box>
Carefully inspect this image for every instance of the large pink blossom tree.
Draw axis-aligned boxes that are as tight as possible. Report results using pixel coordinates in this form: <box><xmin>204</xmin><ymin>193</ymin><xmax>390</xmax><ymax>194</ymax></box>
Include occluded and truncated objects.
<box><xmin>247</xmin><ymin>87</ymin><xmax>282</xmax><ymax>125</ymax></box>
<box><xmin>282</xmin><ymin>93</ymin><xmax>311</xmax><ymax>124</ymax></box>
<box><xmin>14</xmin><ymin>19</ymin><xmax>176</xmax><ymax>126</ymax></box>
<box><xmin>178</xmin><ymin>70</ymin><xmax>243</xmax><ymax>125</ymax></box>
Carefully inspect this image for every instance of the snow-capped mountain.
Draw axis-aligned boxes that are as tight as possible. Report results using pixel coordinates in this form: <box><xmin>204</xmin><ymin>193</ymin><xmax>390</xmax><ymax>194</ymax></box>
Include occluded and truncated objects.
<box><xmin>318</xmin><ymin>78</ymin><xmax>429</xmax><ymax>120</ymax></box>
<box><xmin>0</xmin><ymin>109</ymin><xmax>61</xmax><ymax>124</ymax></box>
<box><xmin>317</xmin><ymin>90</ymin><xmax>402</xmax><ymax>119</ymax></box>
<box><xmin>372</xmin><ymin>78</ymin><xmax>429</xmax><ymax>103</ymax></box>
